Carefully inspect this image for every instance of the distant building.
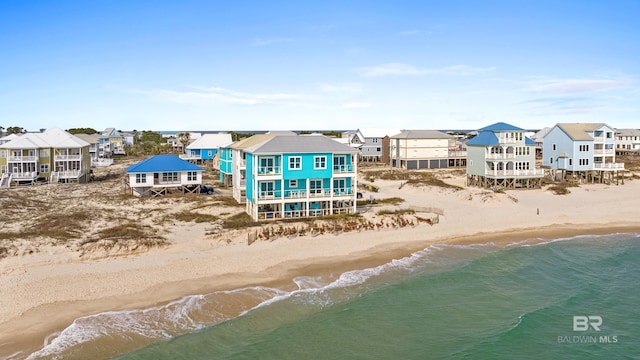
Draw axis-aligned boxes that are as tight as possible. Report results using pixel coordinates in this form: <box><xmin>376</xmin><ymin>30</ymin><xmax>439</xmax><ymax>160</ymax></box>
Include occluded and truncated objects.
<box><xmin>615</xmin><ymin>128</ymin><xmax>640</xmax><ymax>155</ymax></box>
<box><xmin>357</xmin><ymin>128</ymin><xmax>400</xmax><ymax>163</ymax></box>
<box><xmin>180</xmin><ymin>133</ymin><xmax>233</xmax><ymax>164</ymax></box>
<box><xmin>125</xmin><ymin>154</ymin><xmax>204</xmax><ymax>196</ymax></box>
<box><xmin>390</xmin><ymin>130</ymin><xmax>466</xmax><ymax>169</ymax></box>
<box><xmin>0</xmin><ymin>128</ymin><xmax>91</xmax><ymax>187</ymax></box>
<box><xmin>466</xmin><ymin>122</ymin><xmax>543</xmax><ymax>189</ymax></box>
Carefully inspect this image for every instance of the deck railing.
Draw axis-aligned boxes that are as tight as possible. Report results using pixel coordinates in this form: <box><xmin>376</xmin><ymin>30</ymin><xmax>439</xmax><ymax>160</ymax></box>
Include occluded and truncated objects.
<box><xmin>257</xmin><ymin>166</ymin><xmax>281</xmax><ymax>176</ymax></box>
<box><xmin>11</xmin><ymin>171</ymin><xmax>38</xmax><ymax>179</ymax></box>
<box><xmin>54</xmin><ymin>154</ymin><xmax>82</xmax><ymax>161</ymax></box>
<box><xmin>333</xmin><ymin>164</ymin><xmax>354</xmax><ymax>173</ymax></box>
<box><xmin>8</xmin><ymin>156</ymin><xmax>37</xmax><ymax>162</ymax></box>
<box><xmin>594</xmin><ymin>163</ymin><xmax>625</xmax><ymax>170</ymax></box>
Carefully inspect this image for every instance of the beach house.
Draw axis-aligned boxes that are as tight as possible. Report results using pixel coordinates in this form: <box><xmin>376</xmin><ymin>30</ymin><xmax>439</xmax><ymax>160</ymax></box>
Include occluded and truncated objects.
<box><xmin>615</xmin><ymin>128</ymin><xmax>640</xmax><ymax>155</ymax></box>
<box><xmin>242</xmin><ymin>135</ymin><xmax>358</xmax><ymax>221</ymax></box>
<box><xmin>543</xmin><ymin>123</ymin><xmax>624</xmax><ymax>183</ymax></box>
<box><xmin>180</xmin><ymin>133</ymin><xmax>233</xmax><ymax>164</ymax></box>
<box><xmin>357</xmin><ymin>128</ymin><xmax>400</xmax><ymax>163</ymax></box>
<box><xmin>390</xmin><ymin>130</ymin><xmax>466</xmax><ymax>169</ymax></box>
<box><xmin>125</xmin><ymin>154</ymin><xmax>204</xmax><ymax>196</ymax></box>
<box><xmin>466</xmin><ymin>122</ymin><xmax>543</xmax><ymax>189</ymax></box>
<box><xmin>0</xmin><ymin>128</ymin><xmax>91</xmax><ymax>187</ymax></box>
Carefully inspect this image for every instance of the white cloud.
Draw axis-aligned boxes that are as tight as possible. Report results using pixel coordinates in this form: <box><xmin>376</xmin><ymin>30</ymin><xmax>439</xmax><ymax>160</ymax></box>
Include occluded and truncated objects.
<box><xmin>251</xmin><ymin>37</ymin><xmax>294</xmax><ymax>46</ymax></box>
<box><xmin>357</xmin><ymin>63</ymin><xmax>495</xmax><ymax>77</ymax></box>
<box><xmin>133</xmin><ymin>86</ymin><xmax>311</xmax><ymax>105</ymax></box>
<box><xmin>319</xmin><ymin>82</ymin><xmax>363</xmax><ymax>93</ymax></box>
<box><xmin>526</xmin><ymin>78</ymin><xmax>630</xmax><ymax>93</ymax></box>
<box><xmin>341</xmin><ymin>102</ymin><xmax>371</xmax><ymax>109</ymax></box>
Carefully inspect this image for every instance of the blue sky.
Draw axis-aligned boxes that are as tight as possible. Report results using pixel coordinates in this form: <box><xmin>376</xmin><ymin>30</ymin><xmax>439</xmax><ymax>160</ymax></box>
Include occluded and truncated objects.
<box><xmin>1</xmin><ymin>0</ymin><xmax>638</xmax><ymax>132</ymax></box>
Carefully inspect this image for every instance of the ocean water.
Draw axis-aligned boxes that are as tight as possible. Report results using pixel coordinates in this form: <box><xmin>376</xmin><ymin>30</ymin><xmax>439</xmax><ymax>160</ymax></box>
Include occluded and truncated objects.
<box><xmin>26</xmin><ymin>233</ymin><xmax>640</xmax><ymax>360</ymax></box>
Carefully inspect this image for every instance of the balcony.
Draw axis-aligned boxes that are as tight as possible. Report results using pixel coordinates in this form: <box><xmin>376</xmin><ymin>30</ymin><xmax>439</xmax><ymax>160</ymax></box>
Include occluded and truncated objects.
<box><xmin>55</xmin><ymin>154</ymin><xmax>81</xmax><ymax>161</ymax></box>
<box><xmin>257</xmin><ymin>166</ymin><xmax>281</xmax><ymax>176</ymax></box>
<box><xmin>593</xmin><ymin>149</ymin><xmax>614</xmax><ymax>155</ymax></box>
<box><xmin>56</xmin><ymin>170</ymin><xmax>82</xmax><ymax>179</ymax></box>
<box><xmin>11</xmin><ymin>172</ymin><xmax>38</xmax><ymax>179</ymax></box>
<box><xmin>485</xmin><ymin>153</ymin><xmax>516</xmax><ymax>160</ymax></box>
<box><xmin>448</xmin><ymin>151</ymin><xmax>467</xmax><ymax>158</ymax></box>
<box><xmin>258</xmin><ymin>188</ymin><xmax>353</xmax><ymax>200</ymax></box>
<box><xmin>594</xmin><ymin>163</ymin><xmax>625</xmax><ymax>170</ymax></box>
<box><xmin>8</xmin><ymin>156</ymin><xmax>37</xmax><ymax>162</ymax></box>
<box><xmin>179</xmin><ymin>154</ymin><xmax>200</xmax><ymax>161</ymax></box>
<box><xmin>333</xmin><ymin>164</ymin><xmax>354</xmax><ymax>173</ymax></box>
<box><xmin>486</xmin><ymin>169</ymin><xmax>541</xmax><ymax>177</ymax></box>
<box><xmin>593</xmin><ymin>136</ymin><xmax>604</xmax><ymax>142</ymax></box>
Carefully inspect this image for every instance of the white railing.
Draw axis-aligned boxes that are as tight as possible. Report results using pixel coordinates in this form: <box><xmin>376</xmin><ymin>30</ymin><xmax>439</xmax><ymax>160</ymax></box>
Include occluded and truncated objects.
<box><xmin>179</xmin><ymin>154</ymin><xmax>200</xmax><ymax>160</ymax></box>
<box><xmin>488</xmin><ymin>169</ymin><xmax>540</xmax><ymax>176</ymax></box>
<box><xmin>333</xmin><ymin>188</ymin><xmax>354</xmax><ymax>196</ymax></box>
<box><xmin>309</xmin><ymin>189</ymin><xmax>332</xmax><ymax>197</ymax></box>
<box><xmin>333</xmin><ymin>165</ymin><xmax>354</xmax><ymax>173</ymax></box>
<box><xmin>499</xmin><ymin>138</ymin><xmax>517</xmax><ymax>143</ymax></box>
<box><xmin>155</xmin><ymin>180</ymin><xmax>181</xmax><ymax>185</ymax></box>
<box><xmin>257</xmin><ymin>166</ymin><xmax>281</xmax><ymax>176</ymax></box>
<box><xmin>55</xmin><ymin>154</ymin><xmax>81</xmax><ymax>161</ymax></box>
<box><xmin>239</xmin><ymin>179</ymin><xmax>246</xmax><ymax>186</ymax></box>
<box><xmin>55</xmin><ymin>170</ymin><xmax>81</xmax><ymax>178</ymax></box>
<box><xmin>8</xmin><ymin>156</ymin><xmax>37</xmax><ymax>162</ymax></box>
<box><xmin>593</xmin><ymin>136</ymin><xmax>604</xmax><ymax>142</ymax></box>
<box><xmin>11</xmin><ymin>172</ymin><xmax>38</xmax><ymax>179</ymax></box>
<box><xmin>486</xmin><ymin>153</ymin><xmax>516</xmax><ymax>159</ymax></box>
<box><xmin>594</xmin><ymin>163</ymin><xmax>625</xmax><ymax>170</ymax></box>
<box><xmin>449</xmin><ymin>151</ymin><xmax>467</xmax><ymax>157</ymax></box>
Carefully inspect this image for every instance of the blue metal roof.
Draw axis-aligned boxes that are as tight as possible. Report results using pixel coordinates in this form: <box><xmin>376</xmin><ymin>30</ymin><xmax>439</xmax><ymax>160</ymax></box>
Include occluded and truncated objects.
<box><xmin>466</xmin><ymin>132</ymin><xmax>500</xmax><ymax>146</ymax></box>
<box><xmin>126</xmin><ymin>154</ymin><xmax>204</xmax><ymax>173</ymax></box>
<box><xmin>524</xmin><ymin>137</ymin><xmax>536</xmax><ymax>145</ymax></box>
<box><xmin>479</xmin><ymin>122</ymin><xmax>523</xmax><ymax>131</ymax></box>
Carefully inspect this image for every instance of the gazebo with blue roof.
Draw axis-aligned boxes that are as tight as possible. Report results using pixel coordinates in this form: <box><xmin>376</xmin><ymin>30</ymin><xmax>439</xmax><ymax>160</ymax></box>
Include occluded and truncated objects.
<box><xmin>466</xmin><ymin>122</ymin><xmax>543</xmax><ymax>189</ymax></box>
<box><xmin>126</xmin><ymin>154</ymin><xmax>205</xmax><ymax>196</ymax></box>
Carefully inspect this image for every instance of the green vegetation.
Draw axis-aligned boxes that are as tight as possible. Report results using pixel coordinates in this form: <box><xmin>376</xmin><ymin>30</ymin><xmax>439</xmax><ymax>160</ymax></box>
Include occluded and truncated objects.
<box><xmin>362</xmin><ymin>169</ymin><xmax>463</xmax><ymax>190</ymax></box>
<box><xmin>357</xmin><ymin>197</ymin><xmax>405</xmax><ymax>206</ymax></box>
<box><xmin>223</xmin><ymin>212</ymin><xmax>261</xmax><ymax>229</ymax></box>
<box><xmin>67</xmin><ymin>128</ymin><xmax>98</xmax><ymax>135</ymax></box>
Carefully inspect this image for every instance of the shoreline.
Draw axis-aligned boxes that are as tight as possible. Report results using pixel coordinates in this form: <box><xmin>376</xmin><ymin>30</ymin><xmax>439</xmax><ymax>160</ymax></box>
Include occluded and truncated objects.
<box><xmin>1</xmin><ymin>222</ymin><xmax>639</xmax><ymax>359</ymax></box>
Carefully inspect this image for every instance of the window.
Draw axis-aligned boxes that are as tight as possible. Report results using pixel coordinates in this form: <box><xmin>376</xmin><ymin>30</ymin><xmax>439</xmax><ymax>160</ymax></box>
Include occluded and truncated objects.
<box><xmin>310</xmin><ymin>179</ymin><xmax>322</xmax><ymax>194</ymax></box>
<box><xmin>289</xmin><ymin>180</ymin><xmax>298</xmax><ymax>188</ymax></box>
<box><xmin>314</xmin><ymin>156</ymin><xmax>327</xmax><ymax>169</ymax></box>
<box><xmin>289</xmin><ymin>156</ymin><xmax>301</xmax><ymax>170</ymax></box>
<box><xmin>161</xmin><ymin>172</ymin><xmax>178</xmax><ymax>182</ymax></box>
<box><xmin>606</xmin><ymin>132</ymin><xmax>612</xmax><ymax>139</ymax></box>
<box><xmin>376</xmin><ymin>147</ymin><xmax>381</xmax><ymax>152</ymax></box>
<box><xmin>40</xmin><ymin>149</ymin><xmax>49</xmax><ymax>157</ymax></box>
<box><xmin>208</xmin><ymin>151</ymin><xmax>212</xmax><ymax>156</ymax></box>
<box><xmin>552</xmin><ymin>144</ymin><xmax>556</xmax><ymax>151</ymax></box>
<box><xmin>469</xmin><ymin>160</ymin><xmax>473</xmax><ymax>166</ymax></box>
<box><xmin>373</xmin><ymin>138</ymin><xmax>379</xmax><ymax>143</ymax></box>
<box><xmin>136</xmin><ymin>173</ymin><xmax>146</xmax><ymax>183</ymax></box>
<box><xmin>187</xmin><ymin>171</ymin><xmax>197</xmax><ymax>181</ymax></box>
<box><xmin>40</xmin><ymin>164</ymin><xmax>49</xmax><ymax>173</ymax></box>
<box><xmin>550</xmin><ymin>157</ymin><xmax>553</xmax><ymax>164</ymax></box>
<box><xmin>0</xmin><ymin>150</ymin><xmax>5</xmax><ymax>158</ymax></box>
<box><xmin>569</xmin><ymin>159</ymin><xmax>572</xmax><ymax>166</ymax></box>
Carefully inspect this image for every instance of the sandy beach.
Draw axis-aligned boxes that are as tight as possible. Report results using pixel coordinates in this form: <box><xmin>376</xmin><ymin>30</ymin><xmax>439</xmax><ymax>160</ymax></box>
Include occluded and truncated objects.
<box><xmin>1</xmin><ymin>163</ymin><xmax>640</xmax><ymax>359</ymax></box>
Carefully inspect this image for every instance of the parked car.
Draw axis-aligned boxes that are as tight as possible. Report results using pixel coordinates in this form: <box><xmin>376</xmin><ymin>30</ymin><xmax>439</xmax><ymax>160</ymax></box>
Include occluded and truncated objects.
<box><xmin>184</xmin><ymin>184</ymin><xmax>215</xmax><ymax>195</ymax></box>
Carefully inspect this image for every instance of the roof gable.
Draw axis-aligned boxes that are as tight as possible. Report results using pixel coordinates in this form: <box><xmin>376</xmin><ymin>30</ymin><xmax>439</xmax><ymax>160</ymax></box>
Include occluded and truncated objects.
<box><xmin>551</xmin><ymin>123</ymin><xmax>609</xmax><ymax>141</ymax></box>
<box><xmin>479</xmin><ymin>122</ymin><xmax>524</xmax><ymax>131</ymax></box>
<box><xmin>126</xmin><ymin>154</ymin><xmax>204</xmax><ymax>173</ymax></box>
<box><xmin>390</xmin><ymin>130</ymin><xmax>453</xmax><ymax>139</ymax></box>
<box><xmin>247</xmin><ymin>135</ymin><xmax>359</xmax><ymax>154</ymax></box>
<box><xmin>186</xmin><ymin>133</ymin><xmax>233</xmax><ymax>150</ymax></box>
<box><xmin>466</xmin><ymin>131</ymin><xmax>500</xmax><ymax>146</ymax></box>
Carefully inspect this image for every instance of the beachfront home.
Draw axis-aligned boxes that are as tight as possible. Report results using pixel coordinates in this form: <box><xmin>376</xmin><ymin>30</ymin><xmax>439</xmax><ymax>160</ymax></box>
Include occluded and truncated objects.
<box><xmin>219</xmin><ymin>133</ymin><xmax>296</xmax><ymax>204</ymax></box>
<box><xmin>242</xmin><ymin>135</ymin><xmax>358</xmax><ymax>221</ymax></box>
<box><xmin>390</xmin><ymin>130</ymin><xmax>466</xmax><ymax>169</ymax></box>
<box><xmin>466</xmin><ymin>122</ymin><xmax>543</xmax><ymax>189</ymax></box>
<box><xmin>543</xmin><ymin>123</ymin><xmax>624</xmax><ymax>183</ymax></box>
<box><xmin>357</xmin><ymin>128</ymin><xmax>400</xmax><ymax>163</ymax></box>
<box><xmin>125</xmin><ymin>154</ymin><xmax>204</xmax><ymax>197</ymax></box>
<box><xmin>0</xmin><ymin>128</ymin><xmax>92</xmax><ymax>187</ymax></box>
<box><xmin>615</xmin><ymin>128</ymin><xmax>640</xmax><ymax>155</ymax></box>
<box><xmin>180</xmin><ymin>133</ymin><xmax>233</xmax><ymax>164</ymax></box>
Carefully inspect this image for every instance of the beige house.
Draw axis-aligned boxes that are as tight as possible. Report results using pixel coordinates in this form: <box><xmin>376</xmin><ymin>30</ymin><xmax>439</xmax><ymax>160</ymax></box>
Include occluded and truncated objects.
<box><xmin>390</xmin><ymin>130</ymin><xmax>466</xmax><ymax>169</ymax></box>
